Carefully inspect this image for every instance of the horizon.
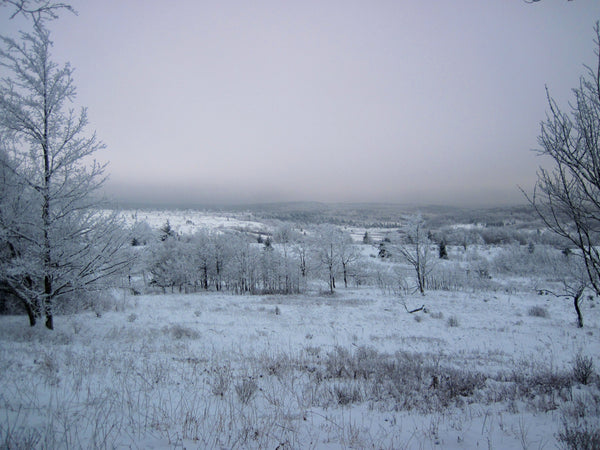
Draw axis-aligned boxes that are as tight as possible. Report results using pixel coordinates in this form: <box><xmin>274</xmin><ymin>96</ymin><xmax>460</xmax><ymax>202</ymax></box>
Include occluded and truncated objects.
<box><xmin>103</xmin><ymin>195</ymin><xmax>531</xmax><ymax>212</ymax></box>
<box><xmin>102</xmin><ymin>178</ymin><xmax>532</xmax><ymax>209</ymax></box>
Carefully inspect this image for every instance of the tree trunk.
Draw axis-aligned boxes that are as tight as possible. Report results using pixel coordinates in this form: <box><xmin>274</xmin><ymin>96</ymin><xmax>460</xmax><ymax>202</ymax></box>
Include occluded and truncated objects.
<box><xmin>574</xmin><ymin>290</ymin><xmax>584</xmax><ymax>328</ymax></box>
<box><xmin>329</xmin><ymin>270</ymin><xmax>334</xmax><ymax>293</ymax></box>
<box><xmin>24</xmin><ymin>301</ymin><xmax>37</xmax><ymax>327</ymax></box>
<box><xmin>416</xmin><ymin>269</ymin><xmax>425</xmax><ymax>295</ymax></box>
<box><xmin>343</xmin><ymin>263</ymin><xmax>348</xmax><ymax>288</ymax></box>
<box><xmin>215</xmin><ymin>260</ymin><xmax>221</xmax><ymax>291</ymax></box>
<box><xmin>44</xmin><ymin>275</ymin><xmax>53</xmax><ymax>330</ymax></box>
<box><xmin>45</xmin><ymin>308</ymin><xmax>53</xmax><ymax>329</ymax></box>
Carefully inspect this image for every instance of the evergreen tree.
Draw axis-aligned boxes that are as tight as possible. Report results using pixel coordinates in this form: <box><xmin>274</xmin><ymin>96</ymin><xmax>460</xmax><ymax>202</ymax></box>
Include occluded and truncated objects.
<box><xmin>439</xmin><ymin>239</ymin><xmax>448</xmax><ymax>259</ymax></box>
<box><xmin>362</xmin><ymin>231</ymin><xmax>371</xmax><ymax>244</ymax></box>
<box><xmin>160</xmin><ymin>220</ymin><xmax>174</xmax><ymax>241</ymax></box>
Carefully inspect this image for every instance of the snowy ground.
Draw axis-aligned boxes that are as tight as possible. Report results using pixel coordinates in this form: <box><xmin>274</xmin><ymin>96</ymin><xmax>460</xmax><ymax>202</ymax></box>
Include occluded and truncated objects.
<box><xmin>117</xmin><ymin>209</ymin><xmax>271</xmax><ymax>236</ymax></box>
<box><xmin>1</xmin><ymin>286</ymin><xmax>598</xmax><ymax>449</ymax></box>
<box><xmin>115</xmin><ymin>208</ymin><xmax>395</xmax><ymax>243</ymax></box>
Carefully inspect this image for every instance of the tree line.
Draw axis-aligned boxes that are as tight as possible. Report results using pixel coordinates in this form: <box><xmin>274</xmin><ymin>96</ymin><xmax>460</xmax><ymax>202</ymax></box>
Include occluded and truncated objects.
<box><xmin>1</xmin><ymin>0</ymin><xmax>599</xmax><ymax>332</ymax></box>
<box><xmin>130</xmin><ymin>222</ymin><xmax>361</xmax><ymax>296</ymax></box>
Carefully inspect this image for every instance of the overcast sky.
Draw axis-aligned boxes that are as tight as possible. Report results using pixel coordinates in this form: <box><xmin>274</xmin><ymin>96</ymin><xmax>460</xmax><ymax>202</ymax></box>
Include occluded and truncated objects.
<box><xmin>3</xmin><ymin>0</ymin><xmax>600</xmax><ymax>207</ymax></box>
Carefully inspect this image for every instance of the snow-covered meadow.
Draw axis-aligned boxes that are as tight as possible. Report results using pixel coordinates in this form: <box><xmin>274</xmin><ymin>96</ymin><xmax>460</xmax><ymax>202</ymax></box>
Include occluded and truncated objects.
<box><xmin>118</xmin><ymin>209</ymin><xmax>271</xmax><ymax>237</ymax></box>
<box><xmin>1</xmin><ymin>288</ymin><xmax>598</xmax><ymax>449</ymax></box>
<box><xmin>1</xmin><ymin>208</ymin><xmax>599</xmax><ymax>449</ymax></box>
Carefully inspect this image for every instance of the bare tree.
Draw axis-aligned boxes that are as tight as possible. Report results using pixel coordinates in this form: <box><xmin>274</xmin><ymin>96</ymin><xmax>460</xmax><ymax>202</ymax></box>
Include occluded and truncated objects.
<box><xmin>228</xmin><ymin>234</ymin><xmax>260</xmax><ymax>294</ymax></box>
<box><xmin>313</xmin><ymin>224</ymin><xmax>343</xmax><ymax>294</ymax></box>
<box><xmin>291</xmin><ymin>231</ymin><xmax>311</xmax><ymax>290</ymax></box>
<box><xmin>539</xmin><ymin>253</ymin><xmax>591</xmax><ymax>328</ymax></box>
<box><xmin>0</xmin><ymin>22</ymin><xmax>129</xmax><ymax>328</ymax></box>
<box><xmin>1</xmin><ymin>0</ymin><xmax>74</xmax><ymax>20</ymax></box>
<box><xmin>191</xmin><ymin>230</ymin><xmax>212</xmax><ymax>290</ymax></box>
<box><xmin>525</xmin><ymin>22</ymin><xmax>600</xmax><ymax>297</ymax></box>
<box><xmin>392</xmin><ymin>215</ymin><xmax>434</xmax><ymax>295</ymax></box>
<box><xmin>338</xmin><ymin>231</ymin><xmax>359</xmax><ymax>288</ymax></box>
<box><xmin>210</xmin><ymin>231</ymin><xmax>232</xmax><ymax>292</ymax></box>
<box><xmin>273</xmin><ymin>223</ymin><xmax>298</xmax><ymax>293</ymax></box>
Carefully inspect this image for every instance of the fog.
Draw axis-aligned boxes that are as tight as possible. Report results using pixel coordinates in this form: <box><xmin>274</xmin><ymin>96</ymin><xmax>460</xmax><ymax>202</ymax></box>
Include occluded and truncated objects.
<box><xmin>3</xmin><ymin>0</ymin><xmax>598</xmax><ymax>206</ymax></box>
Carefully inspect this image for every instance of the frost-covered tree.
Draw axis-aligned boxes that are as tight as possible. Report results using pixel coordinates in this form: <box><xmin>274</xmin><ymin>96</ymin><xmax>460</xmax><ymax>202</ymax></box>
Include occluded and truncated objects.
<box><xmin>210</xmin><ymin>231</ymin><xmax>232</xmax><ymax>291</ymax></box>
<box><xmin>148</xmin><ymin>236</ymin><xmax>193</xmax><ymax>293</ymax></box>
<box><xmin>313</xmin><ymin>224</ymin><xmax>344</xmax><ymax>294</ymax></box>
<box><xmin>0</xmin><ymin>22</ymin><xmax>128</xmax><ymax>328</ymax></box>
<box><xmin>392</xmin><ymin>215</ymin><xmax>434</xmax><ymax>295</ymax></box>
<box><xmin>190</xmin><ymin>230</ymin><xmax>212</xmax><ymax>290</ymax></box>
<box><xmin>526</xmin><ymin>23</ymin><xmax>600</xmax><ymax>296</ymax></box>
<box><xmin>129</xmin><ymin>220</ymin><xmax>154</xmax><ymax>247</ymax></box>
<box><xmin>0</xmin><ymin>0</ymin><xmax>74</xmax><ymax>20</ymax></box>
<box><xmin>273</xmin><ymin>223</ymin><xmax>300</xmax><ymax>294</ymax></box>
<box><xmin>159</xmin><ymin>220</ymin><xmax>175</xmax><ymax>241</ymax></box>
<box><xmin>291</xmin><ymin>231</ymin><xmax>311</xmax><ymax>290</ymax></box>
<box><xmin>338</xmin><ymin>231</ymin><xmax>359</xmax><ymax>288</ymax></box>
<box><xmin>557</xmin><ymin>255</ymin><xmax>591</xmax><ymax>328</ymax></box>
<box><xmin>223</xmin><ymin>234</ymin><xmax>259</xmax><ymax>294</ymax></box>
<box><xmin>539</xmin><ymin>253</ymin><xmax>592</xmax><ymax>328</ymax></box>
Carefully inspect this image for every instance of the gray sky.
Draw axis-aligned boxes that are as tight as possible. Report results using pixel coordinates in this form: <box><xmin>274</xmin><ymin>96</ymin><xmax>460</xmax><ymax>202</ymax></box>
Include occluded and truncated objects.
<box><xmin>3</xmin><ymin>0</ymin><xmax>600</xmax><ymax>207</ymax></box>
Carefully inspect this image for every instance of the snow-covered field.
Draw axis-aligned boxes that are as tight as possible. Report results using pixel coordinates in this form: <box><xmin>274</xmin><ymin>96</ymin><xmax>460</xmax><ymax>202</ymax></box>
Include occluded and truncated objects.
<box><xmin>117</xmin><ymin>209</ymin><xmax>271</xmax><ymax>237</ymax></box>
<box><xmin>115</xmin><ymin>208</ymin><xmax>395</xmax><ymax>243</ymax></box>
<box><xmin>1</xmin><ymin>286</ymin><xmax>598</xmax><ymax>448</ymax></box>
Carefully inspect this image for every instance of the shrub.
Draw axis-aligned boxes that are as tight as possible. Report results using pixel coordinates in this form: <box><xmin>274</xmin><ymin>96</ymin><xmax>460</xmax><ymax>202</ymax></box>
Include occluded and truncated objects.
<box><xmin>34</xmin><ymin>351</ymin><xmax>60</xmax><ymax>386</ymax></box>
<box><xmin>235</xmin><ymin>378</ymin><xmax>258</xmax><ymax>404</ymax></box>
<box><xmin>209</xmin><ymin>365</ymin><xmax>232</xmax><ymax>396</ymax></box>
<box><xmin>491</xmin><ymin>244</ymin><xmax>558</xmax><ymax>277</ymax></box>
<box><xmin>305</xmin><ymin>345</ymin><xmax>321</xmax><ymax>356</ymax></box>
<box><xmin>447</xmin><ymin>316</ymin><xmax>460</xmax><ymax>327</ymax></box>
<box><xmin>333</xmin><ymin>383</ymin><xmax>363</xmax><ymax>405</ymax></box>
<box><xmin>573</xmin><ymin>354</ymin><xmax>595</xmax><ymax>385</ymax></box>
<box><xmin>0</xmin><ymin>424</ymin><xmax>42</xmax><ymax>450</ymax></box>
<box><xmin>528</xmin><ymin>306</ymin><xmax>549</xmax><ymax>318</ymax></box>
<box><xmin>437</xmin><ymin>368</ymin><xmax>486</xmax><ymax>403</ymax></box>
<box><xmin>260</xmin><ymin>352</ymin><xmax>294</xmax><ymax>378</ymax></box>
<box><xmin>557</xmin><ymin>392</ymin><xmax>600</xmax><ymax>450</ymax></box>
<box><xmin>517</xmin><ymin>369</ymin><xmax>573</xmax><ymax>400</ymax></box>
<box><xmin>557</xmin><ymin>424</ymin><xmax>600</xmax><ymax>450</ymax></box>
<box><xmin>164</xmin><ymin>324</ymin><xmax>200</xmax><ymax>339</ymax></box>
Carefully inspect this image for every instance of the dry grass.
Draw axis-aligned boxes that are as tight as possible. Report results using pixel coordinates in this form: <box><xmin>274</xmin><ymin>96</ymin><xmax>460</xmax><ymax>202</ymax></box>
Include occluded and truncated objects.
<box><xmin>0</xmin><ymin>288</ymin><xmax>598</xmax><ymax>448</ymax></box>
<box><xmin>528</xmin><ymin>305</ymin><xmax>549</xmax><ymax>318</ymax></box>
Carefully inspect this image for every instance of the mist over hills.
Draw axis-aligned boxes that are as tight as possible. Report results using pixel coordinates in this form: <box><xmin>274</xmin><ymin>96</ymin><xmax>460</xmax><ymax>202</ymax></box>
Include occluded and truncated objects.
<box><xmin>107</xmin><ymin>198</ymin><xmax>540</xmax><ymax>230</ymax></box>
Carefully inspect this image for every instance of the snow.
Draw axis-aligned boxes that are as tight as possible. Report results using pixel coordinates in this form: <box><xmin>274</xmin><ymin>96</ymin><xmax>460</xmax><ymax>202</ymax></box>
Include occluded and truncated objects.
<box><xmin>116</xmin><ymin>209</ymin><xmax>271</xmax><ymax>236</ymax></box>
<box><xmin>1</xmin><ymin>285</ymin><xmax>598</xmax><ymax>448</ymax></box>
<box><xmin>1</xmin><ymin>209</ymin><xmax>599</xmax><ymax>448</ymax></box>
